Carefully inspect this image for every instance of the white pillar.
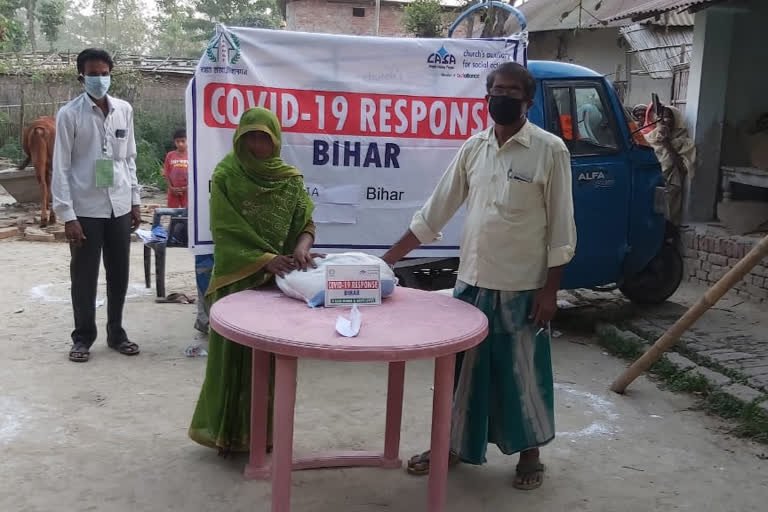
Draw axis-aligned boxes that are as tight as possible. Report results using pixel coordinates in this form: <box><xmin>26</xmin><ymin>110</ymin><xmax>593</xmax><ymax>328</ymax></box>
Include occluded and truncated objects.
<box><xmin>684</xmin><ymin>8</ymin><xmax>735</xmax><ymax>222</ymax></box>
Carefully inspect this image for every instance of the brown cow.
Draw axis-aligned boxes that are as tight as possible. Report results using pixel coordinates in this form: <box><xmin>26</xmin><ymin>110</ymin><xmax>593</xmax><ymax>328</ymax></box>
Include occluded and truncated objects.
<box><xmin>20</xmin><ymin>116</ymin><xmax>56</xmax><ymax>227</ymax></box>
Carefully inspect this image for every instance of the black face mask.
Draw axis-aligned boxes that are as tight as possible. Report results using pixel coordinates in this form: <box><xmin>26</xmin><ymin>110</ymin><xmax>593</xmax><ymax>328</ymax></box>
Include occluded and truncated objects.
<box><xmin>488</xmin><ymin>96</ymin><xmax>524</xmax><ymax>125</ymax></box>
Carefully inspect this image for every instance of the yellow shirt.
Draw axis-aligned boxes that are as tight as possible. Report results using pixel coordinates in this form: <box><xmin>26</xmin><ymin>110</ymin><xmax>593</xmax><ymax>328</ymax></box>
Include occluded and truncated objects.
<box><xmin>410</xmin><ymin>121</ymin><xmax>577</xmax><ymax>292</ymax></box>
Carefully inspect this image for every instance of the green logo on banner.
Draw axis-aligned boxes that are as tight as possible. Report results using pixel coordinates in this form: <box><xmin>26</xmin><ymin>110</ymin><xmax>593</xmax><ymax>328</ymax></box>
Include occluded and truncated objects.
<box><xmin>206</xmin><ymin>28</ymin><xmax>241</xmax><ymax>65</ymax></box>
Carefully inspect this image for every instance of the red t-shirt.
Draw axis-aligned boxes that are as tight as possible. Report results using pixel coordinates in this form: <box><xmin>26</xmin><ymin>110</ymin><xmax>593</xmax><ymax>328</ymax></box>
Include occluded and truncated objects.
<box><xmin>163</xmin><ymin>151</ymin><xmax>188</xmax><ymax>188</ymax></box>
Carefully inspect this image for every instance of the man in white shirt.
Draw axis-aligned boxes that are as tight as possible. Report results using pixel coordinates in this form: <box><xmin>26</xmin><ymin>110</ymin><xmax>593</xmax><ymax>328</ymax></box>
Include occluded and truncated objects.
<box><xmin>52</xmin><ymin>48</ymin><xmax>142</xmax><ymax>363</ymax></box>
<box><xmin>383</xmin><ymin>62</ymin><xmax>577</xmax><ymax>490</ymax></box>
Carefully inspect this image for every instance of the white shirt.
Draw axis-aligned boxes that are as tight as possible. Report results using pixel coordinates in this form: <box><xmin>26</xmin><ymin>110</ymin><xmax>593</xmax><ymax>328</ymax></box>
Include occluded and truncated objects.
<box><xmin>410</xmin><ymin>121</ymin><xmax>577</xmax><ymax>292</ymax></box>
<box><xmin>52</xmin><ymin>93</ymin><xmax>139</xmax><ymax>223</ymax></box>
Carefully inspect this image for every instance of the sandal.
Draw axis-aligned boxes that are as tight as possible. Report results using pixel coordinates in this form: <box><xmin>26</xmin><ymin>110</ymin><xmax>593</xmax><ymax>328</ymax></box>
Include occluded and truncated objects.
<box><xmin>156</xmin><ymin>293</ymin><xmax>195</xmax><ymax>304</ymax></box>
<box><xmin>109</xmin><ymin>340</ymin><xmax>140</xmax><ymax>356</ymax></box>
<box><xmin>513</xmin><ymin>462</ymin><xmax>545</xmax><ymax>490</ymax></box>
<box><xmin>406</xmin><ymin>450</ymin><xmax>461</xmax><ymax>476</ymax></box>
<box><xmin>69</xmin><ymin>343</ymin><xmax>90</xmax><ymax>363</ymax></box>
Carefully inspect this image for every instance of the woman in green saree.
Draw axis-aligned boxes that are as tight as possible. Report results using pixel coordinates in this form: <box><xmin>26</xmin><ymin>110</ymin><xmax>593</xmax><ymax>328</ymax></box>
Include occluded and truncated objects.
<box><xmin>189</xmin><ymin>107</ymin><xmax>318</xmax><ymax>453</ymax></box>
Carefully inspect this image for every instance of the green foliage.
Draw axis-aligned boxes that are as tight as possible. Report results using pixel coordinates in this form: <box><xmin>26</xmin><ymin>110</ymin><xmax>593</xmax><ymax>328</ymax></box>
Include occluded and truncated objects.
<box><xmin>0</xmin><ymin>138</ymin><xmax>22</xmax><ymax>162</ymax></box>
<box><xmin>707</xmin><ymin>392</ymin><xmax>768</xmax><ymax>443</ymax></box>
<box><xmin>403</xmin><ymin>0</ymin><xmax>444</xmax><ymax>38</ymax></box>
<box><xmin>596</xmin><ymin>324</ymin><xmax>768</xmax><ymax>444</ymax></box>
<box><xmin>0</xmin><ymin>0</ymin><xmax>27</xmax><ymax>51</ymax></box>
<box><xmin>3</xmin><ymin>0</ymin><xmax>282</xmax><ymax>55</ymax></box>
<box><xmin>135</xmin><ymin>139</ymin><xmax>164</xmax><ymax>189</ymax></box>
<box><xmin>154</xmin><ymin>5</ymin><xmax>205</xmax><ymax>58</ymax></box>
<box><xmin>186</xmin><ymin>0</ymin><xmax>282</xmax><ymax>42</ymax></box>
<box><xmin>37</xmin><ymin>0</ymin><xmax>66</xmax><ymax>50</ymax></box>
<box><xmin>664</xmin><ymin>372</ymin><xmax>711</xmax><ymax>394</ymax></box>
<box><xmin>110</xmin><ymin>70</ymin><xmax>142</xmax><ymax>104</ymax></box>
<box><xmin>595</xmin><ymin>326</ymin><xmax>644</xmax><ymax>360</ymax></box>
<box><xmin>54</xmin><ymin>0</ymin><xmax>150</xmax><ymax>54</ymax></box>
<box><xmin>133</xmin><ymin>108</ymin><xmax>185</xmax><ymax>189</ymax></box>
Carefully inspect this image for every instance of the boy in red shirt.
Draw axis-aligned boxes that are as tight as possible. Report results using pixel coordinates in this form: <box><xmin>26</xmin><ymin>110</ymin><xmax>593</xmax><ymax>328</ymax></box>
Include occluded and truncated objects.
<box><xmin>163</xmin><ymin>129</ymin><xmax>188</xmax><ymax>208</ymax></box>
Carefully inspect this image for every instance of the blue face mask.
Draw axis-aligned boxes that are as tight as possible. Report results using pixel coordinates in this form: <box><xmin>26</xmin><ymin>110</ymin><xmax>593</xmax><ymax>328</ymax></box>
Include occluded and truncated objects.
<box><xmin>83</xmin><ymin>76</ymin><xmax>111</xmax><ymax>99</ymax></box>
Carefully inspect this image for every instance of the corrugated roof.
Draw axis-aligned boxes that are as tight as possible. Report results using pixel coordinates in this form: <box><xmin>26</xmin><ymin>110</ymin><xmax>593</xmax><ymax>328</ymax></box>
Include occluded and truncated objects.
<box><xmin>621</xmin><ymin>24</ymin><xmax>693</xmax><ymax>78</ymax></box>
<box><xmin>518</xmin><ymin>0</ymin><xmax>694</xmax><ymax>32</ymax></box>
<box><xmin>655</xmin><ymin>10</ymin><xmax>695</xmax><ymax>25</ymax></box>
<box><xmin>518</xmin><ymin>0</ymin><xmax>632</xmax><ymax>31</ymax></box>
<box><xmin>607</xmin><ymin>0</ymin><xmax>723</xmax><ymax>22</ymax></box>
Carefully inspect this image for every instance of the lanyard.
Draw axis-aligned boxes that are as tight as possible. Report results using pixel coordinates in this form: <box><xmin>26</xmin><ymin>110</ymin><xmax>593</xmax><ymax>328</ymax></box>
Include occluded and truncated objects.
<box><xmin>96</xmin><ymin>104</ymin><xmax>110</xmax><ymax>157</ymax></box>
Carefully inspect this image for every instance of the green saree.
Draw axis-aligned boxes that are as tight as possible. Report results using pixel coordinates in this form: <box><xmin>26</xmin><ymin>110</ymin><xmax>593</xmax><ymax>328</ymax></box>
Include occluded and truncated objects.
<box><xmin>189</xmin><ymin>107</ymin><xmax>315</xmax><ymax>452</ymax></box>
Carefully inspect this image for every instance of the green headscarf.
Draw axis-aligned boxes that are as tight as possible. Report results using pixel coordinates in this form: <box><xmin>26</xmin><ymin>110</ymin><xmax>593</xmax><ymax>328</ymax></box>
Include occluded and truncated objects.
<box><xmin>233</xmin><ymin>107</ymin><xmax>302</xmax><ymax>181</ymax></box>
<box><xmin>205</xmin><ymin>107</ymin><xmax>315</xmax><ymax>296</ymax></box>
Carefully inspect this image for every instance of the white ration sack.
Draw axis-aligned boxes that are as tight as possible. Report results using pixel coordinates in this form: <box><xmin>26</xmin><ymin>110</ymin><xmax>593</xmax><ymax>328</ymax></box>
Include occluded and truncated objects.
<box><xmin>276</xmin><ymin>252</ymin><xmax>397</xmax><ymax>307</ymax></box>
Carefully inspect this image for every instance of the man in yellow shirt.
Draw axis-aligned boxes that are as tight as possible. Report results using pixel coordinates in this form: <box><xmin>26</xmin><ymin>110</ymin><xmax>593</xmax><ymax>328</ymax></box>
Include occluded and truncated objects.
<box><xmin>383</xmin><ymin>62</ymin><xmax>577</xmax><ymax>490</ymax></box>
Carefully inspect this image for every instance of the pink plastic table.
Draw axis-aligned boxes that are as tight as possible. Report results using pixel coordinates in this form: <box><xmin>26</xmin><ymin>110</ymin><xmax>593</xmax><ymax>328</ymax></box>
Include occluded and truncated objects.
<box><xmin>210</xmin><ymin>287</ymin><xmax>488</xmax><ymax>512</ymax></box>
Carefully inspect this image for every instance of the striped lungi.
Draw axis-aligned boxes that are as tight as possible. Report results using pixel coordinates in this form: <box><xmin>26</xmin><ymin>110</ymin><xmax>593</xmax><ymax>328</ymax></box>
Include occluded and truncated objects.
<box><xmin>450</xmin><ymin>281</ymin><xmax>555</xmax><ymax>464</ymax></box>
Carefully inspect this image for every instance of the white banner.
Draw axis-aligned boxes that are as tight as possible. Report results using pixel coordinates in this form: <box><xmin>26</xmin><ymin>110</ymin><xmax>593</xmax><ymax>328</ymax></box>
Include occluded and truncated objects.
<box><xmin>186</xmin><ymin>27</ymin><xmax>527</xmax><ymax>256</ymax></box>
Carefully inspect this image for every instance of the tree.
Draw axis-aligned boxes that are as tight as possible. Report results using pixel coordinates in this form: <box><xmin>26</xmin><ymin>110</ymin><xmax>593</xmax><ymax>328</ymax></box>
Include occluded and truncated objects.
<box><xmin>153</xmin><ymin>2</ymin><xmax>204</xmax><ymax>57</ymax></box>
<box><xmin>25</xmin><ymin>0</ymin><xmax>36</xmax><ymax>51</ymax></box>
<box><xmin>0</xmin><ymin>0</ymin><xmax>27</xmax><ymax>51</ymax></box>
<box><xmin>54</xmin><ymin>0</ymin><xmax>150</xmax><ymax>54</ymax></box>
<box><xmin>403</xmin><ymin>0</ymin><xmax>443</xmax><ymax>38</ymax></box>
<box><xmin>37</xmin><ymin>0</ymin><xmax>65</xmax><ymax>50</ymax></box>
<box><xmin>460</xmin><ymin>0</ymin><xmax>479</xmax><ymax>38</ymax></box>
<box><xmin>95</xmin><ymin>0</ymin><xmax>116</xmax><ymax>47</ymax></box>
<box><xmin>185</xmin><ymin>0</ymin><xmax>282</xmax><ymax>41</ymax></box>
<box><xmin>480</xmin><ymin>4</ymin><xmax>509</xmax><ymax>38</ymax></box>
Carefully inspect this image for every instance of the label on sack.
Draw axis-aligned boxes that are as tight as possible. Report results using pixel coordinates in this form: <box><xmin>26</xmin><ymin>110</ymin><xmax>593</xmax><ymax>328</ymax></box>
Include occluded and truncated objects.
<box><xmin>325</xmin><ymin>264</ymin><xmax>381</xmax><ymax>307</ymax></box>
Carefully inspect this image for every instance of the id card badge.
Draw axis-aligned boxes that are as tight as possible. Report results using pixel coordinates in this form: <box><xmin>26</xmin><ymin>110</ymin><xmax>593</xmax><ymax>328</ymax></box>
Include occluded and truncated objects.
<box><xmin>95</xmin><ymin>159</ymin><xmax>114</xmax><ymax>188</ymax></box>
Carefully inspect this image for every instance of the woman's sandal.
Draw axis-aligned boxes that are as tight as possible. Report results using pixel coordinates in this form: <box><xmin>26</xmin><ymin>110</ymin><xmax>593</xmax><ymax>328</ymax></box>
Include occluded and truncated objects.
<box><xmin>68</xmin><ymin>343</ymin><xmax>90</xmax><ymax>363</ymax></box>
<box><xmin>513</xmin><ymin>462</ymin><xmax>545</xmax><ymax>490</ymax></box>
<box><xmin>406</xmin><ymin>450</ymin><xmax>461</xmax><ymax>476</ymax></box>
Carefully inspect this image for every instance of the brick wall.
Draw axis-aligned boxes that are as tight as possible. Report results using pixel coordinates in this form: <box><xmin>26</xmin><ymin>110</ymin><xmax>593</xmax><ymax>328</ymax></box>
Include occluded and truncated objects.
<box><xmin>681</xmin><ymin>226</ymin><xmax>768</xmax><ymax>302</ymax></box>
<box><xmin>286</xmin><ymin>0</ymin><xmax>469</xmax><ymax>38</ymax></box>
<box><xmin>287</xmin><ymin>0</ymin><xmax>404</xmax><ymax>36</ymax></box>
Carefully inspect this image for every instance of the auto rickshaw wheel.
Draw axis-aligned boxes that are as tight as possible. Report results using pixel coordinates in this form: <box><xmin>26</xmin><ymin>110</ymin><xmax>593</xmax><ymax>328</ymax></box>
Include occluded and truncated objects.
<box><xmin>619</xmin><ymin>243</ymin><xmax>683</xmax><ymax>305</ymax></box>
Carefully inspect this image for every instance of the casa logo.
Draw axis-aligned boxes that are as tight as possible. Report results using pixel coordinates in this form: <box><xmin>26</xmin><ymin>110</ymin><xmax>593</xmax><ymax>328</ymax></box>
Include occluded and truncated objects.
<box><xmin>427</xmin><ymin>46</ymin><xmax>456</xmax><ymax>69</ymax></box>
<box><xmin>206</xmin><ymin>28</ymin><xmax>241</xmax><ymax>65</ymax></box>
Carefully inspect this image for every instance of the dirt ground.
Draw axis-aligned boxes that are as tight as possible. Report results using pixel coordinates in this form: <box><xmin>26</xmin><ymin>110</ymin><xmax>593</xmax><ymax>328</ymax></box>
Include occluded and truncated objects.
<box><xmin>1</xmin><ymin>240</ymin><xmax>767</xmax><ymax>512</ymax></box>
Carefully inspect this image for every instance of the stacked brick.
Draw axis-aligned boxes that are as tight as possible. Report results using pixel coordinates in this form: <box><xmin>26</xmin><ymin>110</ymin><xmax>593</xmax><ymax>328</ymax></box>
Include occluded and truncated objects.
<box><xmin>681</xmin><ymin>227</ymin><xmax>768</xmax><ymax>302</ymax></box>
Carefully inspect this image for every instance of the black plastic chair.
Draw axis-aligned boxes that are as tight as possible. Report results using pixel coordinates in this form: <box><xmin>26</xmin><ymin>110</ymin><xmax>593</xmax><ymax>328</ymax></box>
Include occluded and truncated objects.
<box><xmin>143</xmin><ymin>208</ymin><xmax>187</xmax><ymax>298</ymax></box>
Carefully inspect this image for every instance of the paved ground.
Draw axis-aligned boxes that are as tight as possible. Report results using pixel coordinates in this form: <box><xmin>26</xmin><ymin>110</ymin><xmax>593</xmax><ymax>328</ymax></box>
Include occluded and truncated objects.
<box><xmin>1</xmin><ymin>240</ymin><xmax>767</xmax><ymax>512</ymax></box>
<box><xmin>556</xmin><ymin>281</ymin><xmax>768</xmax><ymax>395</ymax></box>
<box><xmin>629</xmin><ymin>286</ymin><xmax>768</xmax><ymax>391</ymax></box>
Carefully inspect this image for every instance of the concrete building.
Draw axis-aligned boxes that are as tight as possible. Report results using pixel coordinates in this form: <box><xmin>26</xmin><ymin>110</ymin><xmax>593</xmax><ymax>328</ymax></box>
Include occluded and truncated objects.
<box><xmin>609</xmin><ymin>0</ymin><xmax>768</xmax><ymax>304</ymax></box>
<box><xmin>610</xmin><ymin>0</ymin><xmax>768</xmax><ymax>222</ymax></box>
<box><xmin>517</xmin><ymin>0</ymin><xmax>693</xmax><ymax>107</ymax></box>
<box><xmin>280</xmin><ymin>0</ymin><xmax>466</xmax><ymax>38</ymax></box>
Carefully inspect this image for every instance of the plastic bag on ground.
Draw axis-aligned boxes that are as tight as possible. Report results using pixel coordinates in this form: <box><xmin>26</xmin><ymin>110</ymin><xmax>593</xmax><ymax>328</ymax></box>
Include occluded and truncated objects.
<box><xmin>276</xmin><ymin>252</ymin><xmax>397</xmax><ymax>307</ymax></box>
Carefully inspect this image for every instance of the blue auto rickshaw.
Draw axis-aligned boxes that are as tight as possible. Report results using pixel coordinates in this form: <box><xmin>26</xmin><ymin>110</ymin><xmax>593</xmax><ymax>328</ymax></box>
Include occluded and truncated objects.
<box><xmin>397</xmin><ymin>3</ymin><xmax>683</xmax><ymax>304</ymax></box>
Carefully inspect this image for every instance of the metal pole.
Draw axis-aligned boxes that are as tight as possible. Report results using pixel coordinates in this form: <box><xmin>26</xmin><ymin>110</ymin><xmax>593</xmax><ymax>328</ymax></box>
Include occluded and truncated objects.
<box><xmin>375</xmin><ymin>0</ymin><xmax>381</xmax><ymax>36</ymax></box>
